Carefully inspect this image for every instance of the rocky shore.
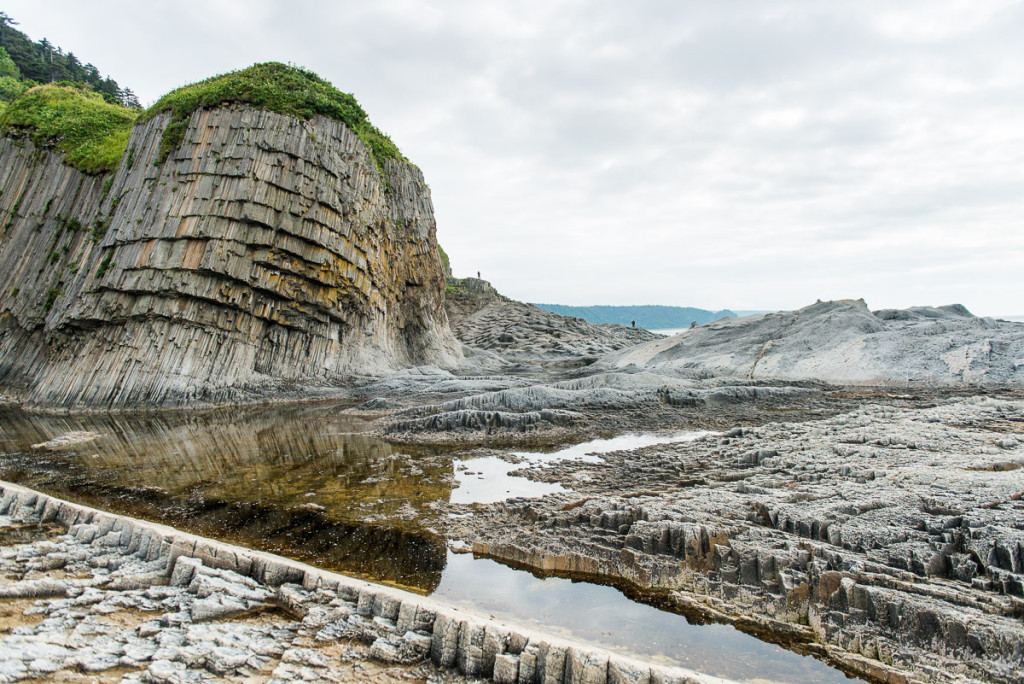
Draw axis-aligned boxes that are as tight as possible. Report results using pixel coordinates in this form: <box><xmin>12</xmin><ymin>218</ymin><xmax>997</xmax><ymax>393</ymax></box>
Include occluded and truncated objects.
<box><xmin>447</xmin><ymin>393</ymin><xmax>1024</xmax><ymax>683</ymax></box>
<box><xmin>3</xmin><ymin>284</ymin><xmax>1024</xmax><ymax>683</ymax></box>
<box><xmin>0</xmin><ymin>481</ymin><xmax>735</xmax><ymax>684</ymax></box>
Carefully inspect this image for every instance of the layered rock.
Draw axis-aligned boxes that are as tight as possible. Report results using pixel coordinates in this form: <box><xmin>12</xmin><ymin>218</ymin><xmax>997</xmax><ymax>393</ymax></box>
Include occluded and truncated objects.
<box><xmin>451</xmin><ymin>396</ymin><xmax>1024</xmax><ymax>683</ymax></box>
<box><xmin>602</xmin><ymin>299</ymin><xmax>1024</xmax><ymax>385</ymax></box>
<box><xmin>0</xmin><ymin>105</ymin><xmax>459</xmax><ymax>408</ymax></box>
<box><xmin>0</xmin><ymin>481</ymin><xmax>731</xmax><ymax>684</ymax></box>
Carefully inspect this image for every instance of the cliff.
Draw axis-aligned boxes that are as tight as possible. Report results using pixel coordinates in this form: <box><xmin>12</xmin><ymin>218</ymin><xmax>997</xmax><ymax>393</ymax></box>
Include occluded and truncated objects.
<box><xmin>0</xmin><ymin>73</ymin><xmax>460</xmax><ymax>409</ymax></box>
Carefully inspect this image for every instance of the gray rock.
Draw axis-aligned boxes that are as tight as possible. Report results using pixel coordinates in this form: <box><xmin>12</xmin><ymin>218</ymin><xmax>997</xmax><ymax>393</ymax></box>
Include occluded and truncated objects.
<box><xmin>0</xmin><ymin>104</ymin><xmax>461</xmax><ymax>410</ymax></box>
<box><xmin>493</xmin><ymin>653</ymin><xmax>520</xmax><ymax>683</ymax></box>
<box><xmin>601</xmin><ymin>299</ymin><xmax>1024</xmax><ymax>385</ymax></box>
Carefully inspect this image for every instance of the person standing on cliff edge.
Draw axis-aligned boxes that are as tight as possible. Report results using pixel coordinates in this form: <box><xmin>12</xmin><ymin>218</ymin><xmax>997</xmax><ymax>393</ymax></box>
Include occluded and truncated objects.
<box><xmin>632</xmin><ymin>320</ymin><xmax>636</xmax><ymax>328</ymax></box>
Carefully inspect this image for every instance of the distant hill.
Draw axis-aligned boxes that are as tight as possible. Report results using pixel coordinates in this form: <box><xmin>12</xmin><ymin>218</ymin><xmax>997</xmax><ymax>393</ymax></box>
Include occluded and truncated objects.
<box><xmin>531</xmin><ymin>304</ymin><xmax>741</xmax><ymax>330</ymax></box>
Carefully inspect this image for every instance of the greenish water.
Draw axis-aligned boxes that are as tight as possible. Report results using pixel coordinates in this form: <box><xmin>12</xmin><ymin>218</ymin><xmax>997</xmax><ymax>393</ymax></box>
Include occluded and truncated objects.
<box><xmin>0</xmin><ymin>404</ymin><xmax>856</xmax><ymax>683</ymax></box>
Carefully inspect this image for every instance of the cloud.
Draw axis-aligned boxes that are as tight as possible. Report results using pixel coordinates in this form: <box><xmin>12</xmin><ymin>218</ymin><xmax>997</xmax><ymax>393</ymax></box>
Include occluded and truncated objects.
<box><xmin>5</xmin><ymin>0</ymin><xmax>1023</xmax><ymax>315</ymax></box>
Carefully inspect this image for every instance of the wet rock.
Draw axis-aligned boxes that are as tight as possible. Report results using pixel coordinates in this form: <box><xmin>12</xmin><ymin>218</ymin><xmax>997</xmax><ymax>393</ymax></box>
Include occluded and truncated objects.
<box><xmin>450</xmin><ymin>395</ymin><xmax>1024</xmax><ymax>683</ymax></box>
<box><xmin>389</xmin><ymin>408</ymin><xmax>580</xmax><ymax>434</ymax></box>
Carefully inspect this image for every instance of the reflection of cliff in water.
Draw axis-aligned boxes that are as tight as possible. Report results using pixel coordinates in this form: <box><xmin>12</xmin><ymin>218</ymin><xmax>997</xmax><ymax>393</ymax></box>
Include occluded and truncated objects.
<box><xmin>0</xmin><ymin>404</ymin><xmax>453</xmax><ymax>591</ymax></box>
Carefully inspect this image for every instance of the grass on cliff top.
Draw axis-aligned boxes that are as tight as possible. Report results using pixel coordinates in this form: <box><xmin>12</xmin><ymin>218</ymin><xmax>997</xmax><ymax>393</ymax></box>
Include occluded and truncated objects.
<box><xmin>141</xmin><ymin>62</ymin><xmax>405</xmax><ymax>171</ymax></box>
<box><xmin>0</xmin><ymin>84</ymin><xmax>137</xmax><ymax>174</ymax></box>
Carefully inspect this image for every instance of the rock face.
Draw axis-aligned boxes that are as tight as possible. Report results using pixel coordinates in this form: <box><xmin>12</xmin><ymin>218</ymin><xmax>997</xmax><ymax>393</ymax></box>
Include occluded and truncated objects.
<box><xmin>0</xmin><ymin>105</ymin><xmax>459</xmax><ymax>409</ymax></box>
<box><xmin>602</xmin><ymin>299</ymin><xmax>1024</xmax><ymax>385</ymax></box>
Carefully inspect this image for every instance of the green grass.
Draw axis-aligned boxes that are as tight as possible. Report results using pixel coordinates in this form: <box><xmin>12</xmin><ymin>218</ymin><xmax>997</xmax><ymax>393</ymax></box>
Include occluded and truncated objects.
<box><xmin>438</xmin><ymin>245</ymin><xmax>450</xmax><ymax>275</ymax></box>
<box><xmin>0</xmin><ymin>84</ymin><xmax>137</xmax><ymax>174</ymax></box>
<box><xmin>43</xmin><ymin>287</ymin><xmax>61</xmax><ymax>311</ymax></box>
<box><xmin>97</xmin><ymin>250</ymin><xmax>114</xmax><ymax>277</ymax></box>
<box><xmin>141</xmin><ymin>62</ymin><xmax>404</xmax><ymax>171</ymax></box>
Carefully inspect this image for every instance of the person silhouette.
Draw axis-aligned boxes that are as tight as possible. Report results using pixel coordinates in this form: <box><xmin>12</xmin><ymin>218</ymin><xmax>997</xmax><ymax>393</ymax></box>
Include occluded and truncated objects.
<box><xmin>631</xmin><ymin>320</ymin><xmax>635</xmax><ymax>328</ymax></box>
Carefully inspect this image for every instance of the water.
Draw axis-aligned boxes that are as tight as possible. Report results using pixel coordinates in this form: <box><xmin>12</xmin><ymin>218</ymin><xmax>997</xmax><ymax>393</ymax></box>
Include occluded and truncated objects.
<box><xmin>0</xmin><ymin>405</ymin><xmax>453</xmax><ymax>589</ymax></box>
<box><xmin>452</xmin><ymin>431</ymin><xmax>712</xmax><ymax>504</ymax></box>
<box><xmin>435</xmin><ymin>553</ymin><xmax>848</xmax><ymax>682</ymax></box>
<box><xmin>452</xmin><ymin>456</ymin><xmax>566</xmax><ymax>504</ymax></box>
<box><xmin>0</xmin><ymin>405</ymin><xmax>856</xmax><ymax>682</ymax></box>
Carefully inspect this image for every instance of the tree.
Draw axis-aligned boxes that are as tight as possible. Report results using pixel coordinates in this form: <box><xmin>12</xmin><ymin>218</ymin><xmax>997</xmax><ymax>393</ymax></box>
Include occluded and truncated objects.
<box><xmin>65</xmin><ymin>52</ymin><xmax>82</xmax><ymax>79</ymax></box>
<box><xmin>0</xmin><ymin>75</ymin><xmax>27</xmax><ymax>103</ymax></box>
<box><xmin>119</xmin><ymin>87</ymin><xmax>141</xmax><ymax>109</ymax></box>
<box><xmin>0</xmin><ymin>12</ymin><xmax>18</xmax><ymax>48</ymax></box>
<box><xmin>0</xmin><ymin>13</ymin><xmax>137</xmax><ymax>110</ymax></box>
<box><xmin>0</xmin><ymin>46</ymin><xmax>19</xmax><ymax>79</ymax></box>
<box><xmin>37</xmin><ymin>37</ymin><xmax>57</xmax><ymax>82</ymax></box>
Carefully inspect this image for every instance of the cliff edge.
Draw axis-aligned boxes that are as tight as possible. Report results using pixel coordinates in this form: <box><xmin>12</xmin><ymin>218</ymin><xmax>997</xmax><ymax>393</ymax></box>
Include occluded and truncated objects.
<box><xmin>0</xmin><ymin>65</ymin><xmax>460</xmax><ymax>409</ymax></box>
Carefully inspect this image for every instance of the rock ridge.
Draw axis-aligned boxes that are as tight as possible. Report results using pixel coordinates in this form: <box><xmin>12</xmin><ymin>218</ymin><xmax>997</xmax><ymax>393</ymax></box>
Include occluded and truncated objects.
<box><xmin>602</xmin><ymin>299</ymin><xmax>1024</xmax><ymax>386</ymax></box>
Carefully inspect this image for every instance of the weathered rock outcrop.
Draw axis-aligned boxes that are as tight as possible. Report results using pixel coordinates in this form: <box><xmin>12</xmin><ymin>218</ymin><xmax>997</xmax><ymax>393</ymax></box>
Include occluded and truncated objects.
<box><xmin>452</xmin><ymin>396</ymin><xmax>1024</xmax><ymax>683</ymax></box>
<box><xmin>446</xmin><ymin>283</ymin><xmax>658</xmax><ymax>366</ymax></box>
<box><xmin>0</xmin><ymin>481</ymin><xmax>731</xmax><ymax>684</ymax></box>
<box><xmin>0</xmin><ymin>105</ymin><xmax>459</xmax><ymax>408</ymax></box>
<box><xmin>602</xmin><ymin>299</ymin><xmax>1024</xmax><ymax>385</ymax></box>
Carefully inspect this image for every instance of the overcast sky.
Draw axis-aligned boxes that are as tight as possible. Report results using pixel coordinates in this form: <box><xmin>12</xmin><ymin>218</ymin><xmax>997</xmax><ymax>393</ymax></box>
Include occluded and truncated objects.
<box><xmin>6</xmin><ymin>1</ymin><xmax>1023</xmax><ymax>315</ymax></box>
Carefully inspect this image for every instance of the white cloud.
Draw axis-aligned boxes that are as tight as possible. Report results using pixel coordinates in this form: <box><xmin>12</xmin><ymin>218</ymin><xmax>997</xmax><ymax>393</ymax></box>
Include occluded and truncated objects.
<box><xmin>4</xmin><ymin>0</ymin><xmax>1023</xmax><ymax>315</ymax></box>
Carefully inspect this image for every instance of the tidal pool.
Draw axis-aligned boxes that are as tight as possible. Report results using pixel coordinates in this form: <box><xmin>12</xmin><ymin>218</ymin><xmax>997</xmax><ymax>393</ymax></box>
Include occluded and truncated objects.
<box><xmin>0</xmin><ymin>405</ymin><xmax>858</xmax><ymax>682</ymax></box>
<box><xmin>0</xmin><ymin>404</ymin><xmax>453</xmax><ymax>589</ymax></box>
<box><xmin>435</xmin><ymin>552</ymin><xmax>852</xmax><ymax>683</ymax></box>
<box><xmin>452</xmin><ymin>431</ymin><xmax>712</xmax><ymax>504</ymax></box>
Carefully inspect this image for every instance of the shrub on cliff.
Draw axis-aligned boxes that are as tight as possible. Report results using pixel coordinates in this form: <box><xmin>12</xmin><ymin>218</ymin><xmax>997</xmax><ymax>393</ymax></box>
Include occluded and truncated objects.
<box><xmin>142</xmin><ymin>62</ymin><xmax>404</xmax><ymax>171</ymax></box>
<box><xmin>0</xmin><ymin>84</ymin><xmax>137</xmax><ymax>174</ymax></box>
<box><xmin>0</xmin><ymin>47</ymin><xmax>20</xmax><ymax>80</ymax></box>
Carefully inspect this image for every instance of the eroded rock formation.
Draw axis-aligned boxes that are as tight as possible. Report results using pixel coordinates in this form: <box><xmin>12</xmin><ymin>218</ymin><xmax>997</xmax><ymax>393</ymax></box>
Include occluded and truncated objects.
<box><xmin>450</xmin><ymin>396</ymin><xmax>1024</xmax><ymax>683</ymax></box>
<box><xmin>602</xmin><ymin>299</ymin><xmax>1024</xmax><ymax>385</ymax></box>
<box><xmin>0</xmin><ymin>105</ymin><xmax>459</xmax><ymax>409</ymax></box>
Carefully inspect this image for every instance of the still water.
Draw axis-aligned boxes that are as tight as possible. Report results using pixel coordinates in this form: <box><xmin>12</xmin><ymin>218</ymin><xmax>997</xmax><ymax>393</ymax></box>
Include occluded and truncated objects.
<box><xmin>0</xmin><ymin>404</ymin><xmax>855</xmax><ymax>682</ymax></box>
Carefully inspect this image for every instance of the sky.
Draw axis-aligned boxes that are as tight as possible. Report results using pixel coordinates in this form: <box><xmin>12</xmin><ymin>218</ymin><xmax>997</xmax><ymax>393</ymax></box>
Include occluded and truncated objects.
<box><xmin>6</xmin><ymin>0</ymin><xmax>1024</xmax><ymax>315</ymax></box>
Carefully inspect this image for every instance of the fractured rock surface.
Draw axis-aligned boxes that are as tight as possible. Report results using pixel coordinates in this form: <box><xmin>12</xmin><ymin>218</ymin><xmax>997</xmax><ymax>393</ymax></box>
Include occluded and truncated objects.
<box><xmin>446</xmin><ymin>287</ymin><xmax>657</xmax><ymax>367</ymax></box>
<box><xmin>0</xmin><ymin>482</ymin><xmax>732</xmax><ymax>684</ymax></box>
<box><xmin>450</xmin><ymin>395</ymin><xmax>1024</xmax><ymax>683</ymax></box>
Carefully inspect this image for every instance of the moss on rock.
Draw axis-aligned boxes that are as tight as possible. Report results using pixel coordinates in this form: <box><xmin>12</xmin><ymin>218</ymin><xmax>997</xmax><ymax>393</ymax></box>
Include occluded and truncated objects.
<box><xmin>141</xmin><ymin>62</ymin><xmax>404</xmax><ymax>171</ymax></box>
<box><xmin>0</xmin><ymin>84</ymin><xmax>137</xmax><ymax>174</ymax></box>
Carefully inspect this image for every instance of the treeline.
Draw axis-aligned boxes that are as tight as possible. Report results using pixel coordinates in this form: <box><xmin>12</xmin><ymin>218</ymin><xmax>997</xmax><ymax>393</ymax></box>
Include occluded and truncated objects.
<box><xmin>0</xmin><ymin>12</ymin><xmax>139</xmax><ymax>108</ymax></box>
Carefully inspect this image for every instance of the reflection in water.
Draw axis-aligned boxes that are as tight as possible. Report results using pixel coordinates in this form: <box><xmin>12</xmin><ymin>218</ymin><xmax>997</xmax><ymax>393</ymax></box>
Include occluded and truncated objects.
<box><xmin>452</xmin><ymin>431</ymin><xmax>712</xmax><ymax>505</ymax></box>
<box><xmin>452</xmin><ymin>456</ymin><xmax>566</xmax><ymax>504</ymax></box>
<box><xmin>435</xmin><ymin>553</ymin><xmax>851</xmax><ymax>684</ymax></box>
<box><xmin>0</xmin><ymin>406</ymin><xmax>858</xmax><ymax>681</ymax></box>
<box><xmin>0</xmin><ymin>405</ymin><xmax>452</xmax><ymax>590</ymax></box>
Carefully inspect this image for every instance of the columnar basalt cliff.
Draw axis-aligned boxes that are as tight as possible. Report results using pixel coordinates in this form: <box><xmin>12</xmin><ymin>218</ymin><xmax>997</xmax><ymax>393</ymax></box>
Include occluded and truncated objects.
<box><xmin>0</xmin><ymin>92</ymin><xmax>459</xmax><ymax>409</ymax></box>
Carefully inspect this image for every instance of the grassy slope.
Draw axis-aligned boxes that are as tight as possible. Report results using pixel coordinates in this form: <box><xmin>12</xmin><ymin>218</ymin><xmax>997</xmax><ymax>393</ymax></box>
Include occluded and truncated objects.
<box><xmin>0</xmin><ymin>84</ymin><xmax>137</xmax><ymax>174</ymax></box>
<box><xmin>0</xmin><ymin>63</ymin><xmax>406</xmax><ymax>177</ymax></box>
<box><xmin>141</xmin><ymin>62</ymin><xmax>405</xmax><ymax>171</ymax></box>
